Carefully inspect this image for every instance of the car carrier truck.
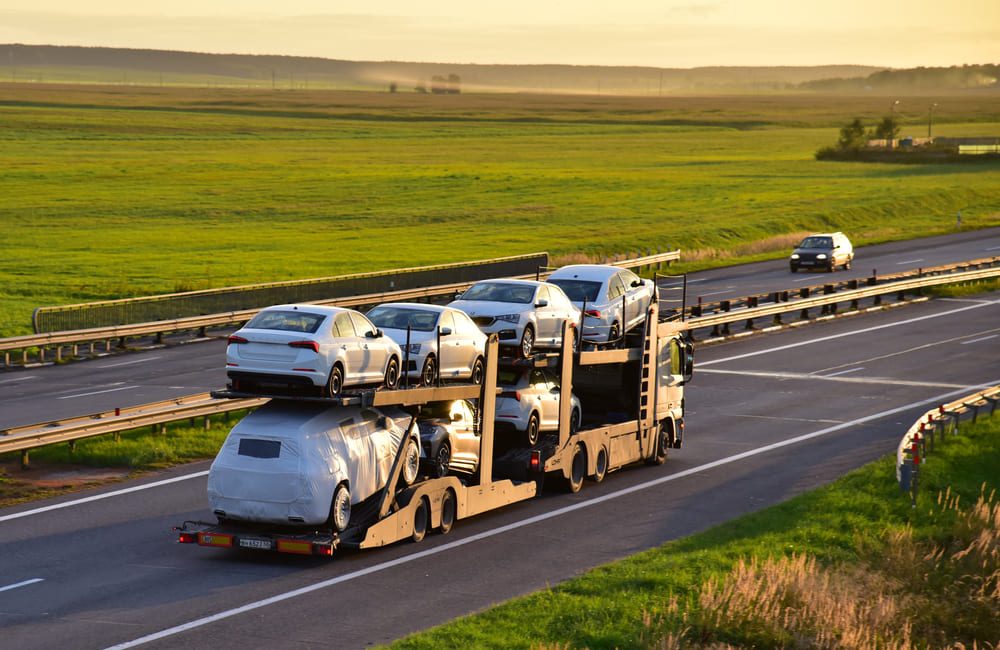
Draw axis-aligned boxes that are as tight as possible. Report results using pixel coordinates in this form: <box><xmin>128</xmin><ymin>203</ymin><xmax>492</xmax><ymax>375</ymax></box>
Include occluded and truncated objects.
<box><xmin>176</xmin><ymin>295</ymin><xmax>693</xmax><ymax>556</ymax></box>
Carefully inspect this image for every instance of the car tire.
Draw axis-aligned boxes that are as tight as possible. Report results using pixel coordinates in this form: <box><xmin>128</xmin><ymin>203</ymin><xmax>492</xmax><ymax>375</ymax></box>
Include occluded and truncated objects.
<box><xmin>411</xmin><ymin>497</ymin><xmax>429</xmax><ymax>543</ymax></box>
<box><xmin>844</xmin><ymin>258</ymin><xmax>852</xmax><ymax>271</ymax></box>
<box><xmin>520</xmin><ymin>325</ymin><xmax>535</xmax><ymax>358</ymax></box>
<box><xmin>470</xmin><ymin>356</ymin><xmax>485</xmax><ymax>385</ymax></box>
<box><xmin>384</xmin><ymin>356</ymin><xmax>400</xmax><ymax>390</ymax></box>
<box><xmin>326</xmin><ymin>365</ymin><xmax>344</xmax><ymax>398</ymax></box>
<box><xmin>434</xmin><ymin>439</ymin><xmax>451</xmax><ymax>478</ymax></box>
<box><xmin>609</xmin><ymin>321</ymin><xmax>620</xmax><ymax>347</ymax></box>
<box><xmin>439</xmin><ymin>489</ymin><xmax>456</xmax><ymax>535</ymax></box>
<box><xmin>401</xmin><ymin>436</ymin><xmax>420</xmax><ymax>486</ymax></box>
<box><xmin>790</xmin><ymin>265</ymin><xmax>798</xmax><ymax>273</ymax></box>
<box><xmin>525</xmin><ymin>413</ymin><xmax>540</xmax><ymax>447</ymax></box>
<box><xmin>420</xmin><ymin>355</ymin><xmax>436</xmax><ymax>387</ymax></box>
<box><xmin>330</xmin><ymin>483</ymin><xmax>351</xmax><ymax>532</ymax></box>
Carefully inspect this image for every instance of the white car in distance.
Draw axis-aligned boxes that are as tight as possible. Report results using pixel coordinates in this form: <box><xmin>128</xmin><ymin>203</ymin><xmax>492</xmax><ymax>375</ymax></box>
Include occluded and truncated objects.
<box><xmin>547</xmin><ymin>265</ymin><xmax>656</xmax><ymax>345</ymax></box>
<box><xmin>365</xmin><ymin>303</ymin><xmax>487</xmax><ymax>386</ymax></box>
<box><xmin>226</xmin><ymin>304</ymin><xmax>402</xmax><ymax>397</ymax></box>
<box><xmin>448</xmin><ymin>279</ymin><xmax>580</xmax><ymax>358</ymax></box>
<box><xmin>495</xmin><ymin>367</ymin><xmax>582</xmax><ymax>446</ymax></box>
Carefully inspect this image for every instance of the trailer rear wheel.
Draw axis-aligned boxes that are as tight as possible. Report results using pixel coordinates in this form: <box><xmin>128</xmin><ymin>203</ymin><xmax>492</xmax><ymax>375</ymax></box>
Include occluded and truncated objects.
<box><xmin>439</xmin><ymin>489</ymin><xmax>456</xmax><ymax>535</ymax></box>
<box><xmin>412</xmin><ymin>497</ymin><xmax>429</xmax><ymax>543</ymax></box>
<box><xmin>563</xmin><ymin>444</ymin><xmax>586</xmax><ymax>493</ymax></box>
<box><xmin>590</xmin><ymin>447</ymin><xmax>608</xmax><ymax>483</ymax></box>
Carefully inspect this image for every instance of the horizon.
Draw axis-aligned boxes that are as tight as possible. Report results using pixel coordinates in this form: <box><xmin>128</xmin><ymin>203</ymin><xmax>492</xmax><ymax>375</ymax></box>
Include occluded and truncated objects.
<box><xmin>1</xmin><ymin>1</ymin><xmax>998</xmax><ymax>69</ymax></box>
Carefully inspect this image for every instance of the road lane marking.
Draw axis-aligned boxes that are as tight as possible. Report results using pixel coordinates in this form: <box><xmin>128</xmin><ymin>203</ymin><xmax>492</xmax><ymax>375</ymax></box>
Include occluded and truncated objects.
<box><xmin>57</xmin><ymin>386</ymin><xmax>140</xmax><ymax>400</ymax></box>
<box><xmin>698</xmin><ymin>289</ymin><xmax>734</xmax><ymax>297</ymax></box>
<box><xmin>812</xmin><ymin>328</ymin><xmax>1000</xmax><ymax>376</ymax></box>
<box><xmin>986</xmin><ymin>245</ymin><xmax>1000</xmax><ymax>251</ymax></box>
<box><xmin>700</xmin><ymin>300</ymin><xmax>999</xmax><ymax>367</ymax></box>
<box><xmin>821</xmin><ymin>367</ymin><xmax>864</xmax><ymax>377</ymax></box>
<box><xmin>698</xmin><ymin>368</ymin><xmax>968</xmax><ymax>389</ymax></box>
<box><xmin>0</xmin><ymin>375</ymin><xmax>37</xmax><ymax>385</ymax></box>
<box><xmin>730</xmin><ymin>414</ymin><xmax>843</xmax><ymax>424</ymax></box>
<box><xmin>0</xmin><ymin>578</ymin><xmax>44</xmax><ymax>593</ymax></box>
<box><xmin>0</xmin><ymin>472</ymin><xmax>209</xmax><ymax>523</ymax></box>
<box><xmin>106</xmin><ymin>380</ymin><xmax>999</xmax><ymax>650</ymax></box>
<box><xmin>961</xmin><ymin>335</ymin><xmax>998</xmax><ymax>345</ymax></box>
<box><xmin>96</xmin><ymin>356</ymin><xmax>162</xmax><ymax>369</ymax></box>
<box><xmin>792</xmin><ymin>275</ymin><xmax>819</xmax><ymax>282</ymax></box>
<box><xmin>896</xmin><ymin>259</ymin><xmax>924</xmax><ymax>265</ymax></box>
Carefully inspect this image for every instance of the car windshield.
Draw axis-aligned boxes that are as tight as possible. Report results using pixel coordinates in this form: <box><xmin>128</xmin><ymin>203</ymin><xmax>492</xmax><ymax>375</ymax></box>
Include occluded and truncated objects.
<box><xmin>245</xmin><ymin>310</ymin><xmax>325</xmax><ymax>334</ymax></box>
<box><xmin>548</xmin><ymin>279</ymin><xmax>602</xmax><ymax>302</ymax></box>
<box><xmin>498</xmin><ymin>369</ymin><xmax>524</xmax><ymax>386</ymax></box>
<box><xmin>460</xmin><ymin>282</ymin><xmax>535</xmax><ymax>304</ymax></box>
<box><xmin>420</xmin><ymin>401</ymin><xmax>459</xmax><ymax>419</ymax></box>
<box><xmin>367</xmin><ymin>307</ymin><xmax>438</xmax><ymax>332</ymax></box>
<box><xmin>798</xmin><ymin>237</ymin><xmax>833</xmax><ymax>249</ymax></box>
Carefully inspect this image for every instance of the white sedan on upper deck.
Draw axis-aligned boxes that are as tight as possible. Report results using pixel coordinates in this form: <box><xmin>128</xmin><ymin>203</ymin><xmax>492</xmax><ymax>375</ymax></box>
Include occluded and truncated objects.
<box><xmin>448</xmin><ymin>279</ymin><xmax>580</xmax><ymax>358</ymax></box>
<box><xmin>547</xmin><ymin>265</ymin><xmax>655</xmax><ymax>345</ymax></box>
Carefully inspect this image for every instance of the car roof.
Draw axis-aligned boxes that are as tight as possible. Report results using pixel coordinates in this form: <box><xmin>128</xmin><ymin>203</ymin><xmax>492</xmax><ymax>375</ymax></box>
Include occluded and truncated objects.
<box><xmin>548</xmin><ymin>264</ymin><xmax>624</xmax><ymax>281</ymax></box>
<box><xmin>259</xmin><ymin>304</ymin><xmax>350</xmax><ymax>316</ymax></box>
<box><xmin>373</xmin><ymin>303</ymin><xmax>450</xmax><ymax>314</ymax></box>
<box><xmin>472</xmin><ymin>278</ymin><xmax>546</xmax><ymax>288</ymax></box>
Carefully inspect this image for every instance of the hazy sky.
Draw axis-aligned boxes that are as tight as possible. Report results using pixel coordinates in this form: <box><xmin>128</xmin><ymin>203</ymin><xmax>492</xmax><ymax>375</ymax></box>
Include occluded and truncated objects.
<box><xmin>1</xmin><ymin>1</ymin><xmax>997</xmax><ymax>68</ymax></box>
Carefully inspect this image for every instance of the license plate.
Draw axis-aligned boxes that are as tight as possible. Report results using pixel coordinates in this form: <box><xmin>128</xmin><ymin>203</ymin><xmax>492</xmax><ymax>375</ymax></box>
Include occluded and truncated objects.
<box><xmin>238</xmin><ymin>537</ymin><xmax>273</xmax><ymax>550</ymax></box>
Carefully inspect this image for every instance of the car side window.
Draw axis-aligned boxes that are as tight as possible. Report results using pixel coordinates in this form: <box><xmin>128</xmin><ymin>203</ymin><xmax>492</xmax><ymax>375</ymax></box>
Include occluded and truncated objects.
<box><xmin>439</xmin><ymin>311</ymin><xmax>455</xmax><ymax>333</ymax></box>
<box><xmin>621</xmin><ymin>270</ymin><xmax>640</xmax><ymax>289</ymax></box>
<box><xmin>530</xmin><ymin>369</ymin><xmax>547</xmax><ymax>389</ymax></box>
<box><xmin>543</xmin><ymin>370</ymin><xmax>560</xmax><ymax>391</ymax></box>
<box><xmin>536</xmin><ymin>286</ymin><xmax>550</xmax><ymax>305</ymax></box>
<box><xmin>608</xmin><ymin>275</ymin><xmax>626</xmax><ymax>300</ymax></box>
<box><xmin>549</xmin><ymin>286</ymin><xmax>569</xmax><ymax>307</ymax></box>
<box><xmin>350</xmin><ymin>312</ymin><xmax>376</xmax><ymax>337</ymax></box>
<box><xmin>454</xmin><ymin>311</ymin><xmax>476</xmax><ymax>335</ymax></box>
<box><xmin>334</xmin><ymin>313</ymin><xmax>356</xmax><ymax>338</ymax></box>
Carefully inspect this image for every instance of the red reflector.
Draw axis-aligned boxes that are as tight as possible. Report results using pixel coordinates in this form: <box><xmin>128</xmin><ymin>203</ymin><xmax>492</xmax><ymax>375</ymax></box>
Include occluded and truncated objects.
<box><xmin>289</xmin><ymin>340</ymin><xmax>320</xmax><ymax>353</ymax></box>
<box><xmin>226</xmin><ymin>363</ymin><xmax>238</xmax><ymax>367</ymax></box>
<box><xmin>276</xmin><ymin>539</ymin><xmax>313</xmax><ymax>555</ymax></box>
<box><xmin>178</xmin><ymin>532</ymin><xmax>197</xmax><ymax>544</ymax></box>
<box><xmin>198</xmin><ymin>532</ymin><xmax>234</xmax><ymax>548</ymax></box>
<box><xmin>584</xmin><ymin>309</ymin><xmax>601</xmax><ymax>318</ymax></box>
<box><xmin>315</xmin><ymin>544</ymin><xmax>334</xmax><ymax>557</ymax></box>
<box><xmin>228</xmin><ymin>335</ymin><xmax>248</xmax><ymax>345</ymax></box>
<box><xmin>529</xmin><ymin>450</ymin><xmax>541</xmax><ymax>471</ymax></box>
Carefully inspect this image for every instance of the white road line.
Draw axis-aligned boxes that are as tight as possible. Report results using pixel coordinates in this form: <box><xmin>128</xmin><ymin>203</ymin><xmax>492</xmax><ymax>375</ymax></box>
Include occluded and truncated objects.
<box><xmin>105</xmin><ymin>380</ymin><xmax>999</xmax><ymax>650</ymax></box>
<box><xmin>0</xmin><ymin>578</ymin><xmax>44</xmax><ymax>593</ymax></box>
<box><xmin>938</xmin><ymin>298</ymin><xmax>993</xmax><ymax>303</ymax></box>
<box><xmin>896</xmin><ymin>258</ymin><xmax>924</xmax><ymax>265</ymax></box>
<box><xmin>96</xmin><ymin>356</ymin><xmax>162</xmax><ymax>369</ymax></box>
<box><xmin>730</xmin><ymin>414</ymin><xmax>843</xmax><ymax>424</ymax></box>
<box><xmin>986</xmin><ymin>245</ymin><xmax>1000</xmax><ymax>251</ymax></box>
<box><xmin>961</xmin><ymin>335</ymin><xmax>999</xmax><ymax>345</ymax></box>
<box><xmin>0</xmin><ymin>471</ymin><xmax>210</xmax><ymax>523</ymax></box>
<box><xmin>793</xmin><ymin>275</ymin><xmax>818</xmax><ymax>282</ymax></box>
<box><xmin>699</xmin><ymin>300</ymin><xmax>999</xmax><ymax>367</ymax></box>
<box><xmin>686</xmin><ymin>278</ymin><xmax>709</xmax><ymax>284</ymax></box>
<box><xmin>822</xmin><ymin>367</ymin><xmax>865</xmax><ymax>377</ymax></box>
<box><xmin>0</xmin><ymin>375</ymin><xmax>37</xmax><ymax>385</ymax></box>
<box><xmin>57</xmin><ymin>386</ymin><xmax>140</xmax><ymax>400</ymax></box>
<box><xmin>698</xmin><ymin>289</ymin><xmax>734</xmax><ymax>297</ymax></box>
<box><xmin>698</xmin><ymin>368</ymin><xmax>969</xmax><ymax>389</ymax></box>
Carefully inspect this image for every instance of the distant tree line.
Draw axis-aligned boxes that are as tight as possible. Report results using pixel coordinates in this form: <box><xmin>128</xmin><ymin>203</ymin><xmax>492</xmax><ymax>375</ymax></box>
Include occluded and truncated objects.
<box><xmin>803</xmin><ymin>64</ymin><xmax>1000</xmax><ymax>92</ymax></box>
<box><xmin>413</xmin><ymin>74</ymin><xmax>461</xmax><ymax>94</ymax></box>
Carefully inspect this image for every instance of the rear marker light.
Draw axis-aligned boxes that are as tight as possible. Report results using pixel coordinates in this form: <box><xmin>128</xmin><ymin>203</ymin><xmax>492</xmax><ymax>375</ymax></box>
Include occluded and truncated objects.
<box><xmin>584</xmin><ymin>309</ymin><xmax>602</xmax><ymax>318</ymax></box>
<box><xmin>289</xmin><ymin>340</ymin><xmax>320</xmax><ymax>353</ymax></box>
<box><xmin>177</xmin><ymin>532</ymin><xmax>197</xmax><ymax>544</ymax></box>
<box><xmin>228</xmin><ymin>335</ymin><xmax>248</xmax><ymax>345</ymax></box>
<box><xmin>529</xmin><ymin>450</ymin><xmax>541</xmax><ymax>472</ymax></box>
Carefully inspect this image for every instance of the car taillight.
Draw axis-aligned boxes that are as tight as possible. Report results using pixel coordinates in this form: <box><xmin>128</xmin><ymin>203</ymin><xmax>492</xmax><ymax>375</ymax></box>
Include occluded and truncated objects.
<box><xmin>227</xmin><ymin>335</ymin><xmax>248</xmax><ymax>345</ymax></box>
<box><xmin>584</xmin><ymin>309</ymin><xmax>601</xmax><ymax>318</ymax></box>
<box><xmin>500</xmin><ymin>391</ymin><xmax>521</xmax><ymax>400</ymax></box>
<box><xmin>289</xmin><ymin>340</ymin><xmax>320</xmax><ymax>353</ymax></box>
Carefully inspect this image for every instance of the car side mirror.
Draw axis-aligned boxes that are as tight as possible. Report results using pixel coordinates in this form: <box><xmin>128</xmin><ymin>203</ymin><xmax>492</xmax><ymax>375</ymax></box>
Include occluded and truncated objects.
<box><xmin>631</xmin><ymin>279</ymin><xmax>642</xmax><ymax>287</ymax></box>
<box><xmin>366</xmin><ymin>329</ymin><xmax>382</xmax><ymax>338</ymax></box>
<box><xmin>535</xmin><ymin>299</ymin><xmax>549</xmax><ymax>308</ymax></box>
<box><xmin>451</xmin><ymin>412</ymin><xmax>463</xmax><ymax>422</ymax></box>
<box><xmin>454</xmin><ymin>292</ymin><xmax>464</xmax><ymax>300</ymax></box>
<box><xmin>439</xmin><ymin>327</ymin><xmax>453</xmax><ymax>336</ymax></box>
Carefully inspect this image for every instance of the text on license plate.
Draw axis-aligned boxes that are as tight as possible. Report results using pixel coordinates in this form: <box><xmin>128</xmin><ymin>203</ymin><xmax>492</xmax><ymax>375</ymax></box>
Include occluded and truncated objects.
<box><xmin>238</xmin><ymin>537</ymin><xmax>273</xmax><ymax>550</ymax></box>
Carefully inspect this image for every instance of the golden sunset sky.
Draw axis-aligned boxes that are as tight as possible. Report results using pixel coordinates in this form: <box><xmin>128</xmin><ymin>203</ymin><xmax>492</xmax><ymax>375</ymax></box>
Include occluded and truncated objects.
<box><xmin>1</xmin><ymin>1</ymin><xmax>997</xmax><ymax>67</ymax></box>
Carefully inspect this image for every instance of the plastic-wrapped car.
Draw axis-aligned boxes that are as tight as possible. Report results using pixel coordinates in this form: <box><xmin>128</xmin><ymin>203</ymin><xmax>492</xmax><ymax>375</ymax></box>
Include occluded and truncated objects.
<box><xmin>207</xmin><ymin>402</ymin><xmax>420</xmax><ymax>532</ymax></box>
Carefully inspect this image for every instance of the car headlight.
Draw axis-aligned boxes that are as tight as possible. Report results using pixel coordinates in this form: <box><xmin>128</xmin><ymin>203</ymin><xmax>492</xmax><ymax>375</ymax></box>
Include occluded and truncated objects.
<box><xmin>790</xmin><ymin>254</ymin><xmax>799</xmax><ymax>260</ymax></box>
<box><xmin>816</xmin><ymin>253</ymin><xmax>827</xmax><ymax>260</ymax></box>
<box><xmin>404</xmin><ymin>343</ymin><xmax>421</xmax><ymax>355</ymax></box>
<box><xmin>495</xmin><ymin>313</ymin><xmax>520</xmax><ymax>324</ymax></box>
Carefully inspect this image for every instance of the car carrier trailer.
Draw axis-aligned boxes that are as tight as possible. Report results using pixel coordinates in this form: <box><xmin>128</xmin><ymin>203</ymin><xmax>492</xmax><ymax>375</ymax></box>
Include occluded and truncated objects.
<box><xmin>177</xmin><ymin>295</ymin><xmax>692</xmax><ymax>556</ymax></box>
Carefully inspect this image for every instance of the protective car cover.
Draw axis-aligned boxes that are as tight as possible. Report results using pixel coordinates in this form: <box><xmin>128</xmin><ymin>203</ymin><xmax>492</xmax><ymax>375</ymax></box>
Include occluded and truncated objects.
<box><xmin>207</xmin><ymin>402</ymin><xmax>415</xmax><ymax>526</ymax></box>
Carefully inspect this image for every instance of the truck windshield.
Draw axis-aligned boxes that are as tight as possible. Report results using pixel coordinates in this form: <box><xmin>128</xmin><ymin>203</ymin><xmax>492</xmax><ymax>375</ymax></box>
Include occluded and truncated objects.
<box><xmin>460</xmin><ymin>282</ymin><xmax>535</xmax><ymax>304</ymax></box>
<box><xmin>548</xmin><ymin>279</ymin><xmax>602</xmax><ymax>302</ymax></box>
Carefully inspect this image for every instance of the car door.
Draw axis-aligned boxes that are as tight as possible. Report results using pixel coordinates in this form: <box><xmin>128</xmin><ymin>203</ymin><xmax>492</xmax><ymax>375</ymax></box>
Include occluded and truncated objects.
<box><xmin>453</xmin><ymin>311</ymin><xmax>482</xmax><ymax>375</ymax></box>
<box><xmin>527</xmin><ymin>369</ymin><xmax>552</xmax><ymax>425</ymax></box>
<box><xmin>619</xmin><ymin>270</ymin><xmax>644</xmax><ymax>329</ymax></box>
<box><xmin>541</xmin><ymin>370</ymin><xmax>563</xmax><ymax>428</ymax></box>
<box><xmin>332</xmin><ymin>313</ymin><xmax>366</xmax><ymax>383</ymax></box>
<box><xmin>606</xmin><ymin>273</ymin><xmax>627</xmax><ymax>333</ymax></box>
<box><xmin>534</xmin><ymin>285</ymin><xmax>557</xmax><ymax>344</ymax></box>
<box><xmin>449</xmin><ymin>400</ymin><xmax>479</xmax><ymax>467</ymax></box>
<box><xmin>350</xmin><ymin>312</ymin><xmax>386</xmax><ymax>382</ymax></box>
<box><xmin>436</xmin><ymin>310</ymin><xmax>458</xmax><ymax>377</ymax></box>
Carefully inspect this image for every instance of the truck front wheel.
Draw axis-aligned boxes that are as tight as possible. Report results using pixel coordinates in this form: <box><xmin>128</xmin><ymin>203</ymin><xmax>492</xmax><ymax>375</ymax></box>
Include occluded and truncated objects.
<box><xmin>331</xmin><ymin>483</ymin><xmax>351</xmax><ymax>532</ymax></box>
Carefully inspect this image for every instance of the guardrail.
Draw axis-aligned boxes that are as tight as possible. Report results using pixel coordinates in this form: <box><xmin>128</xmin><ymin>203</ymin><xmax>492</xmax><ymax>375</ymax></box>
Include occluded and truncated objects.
<box><xmin>896</xmin><ymin>386</ymin><xmax>1000</xmax><ymax>506</ymax></box>
<box><xmin>0</xmin><ymin>250</ymin><xmax>681</xmax><ymax>368</ymax></box>
<box><xmin>680</xmin><ymin>258</ymin><xmax>1000</xmax><ymax>336</ymax></box>
<box><xmin>0</xmin><ymin>393</ymin><xmax>267</xmax><ymax>467</ymax></box>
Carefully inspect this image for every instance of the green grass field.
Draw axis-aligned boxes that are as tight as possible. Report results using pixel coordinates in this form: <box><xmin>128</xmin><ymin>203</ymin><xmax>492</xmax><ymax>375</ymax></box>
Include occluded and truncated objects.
<box><xmin>389</xmin><ymin>413</ymin><xmax>1000</xmax><ymax>649</ymax></box>
<box><xmin>1</xmin><ymin>84</ymin><xmax>999</xmax><ymax>337</ymax></box>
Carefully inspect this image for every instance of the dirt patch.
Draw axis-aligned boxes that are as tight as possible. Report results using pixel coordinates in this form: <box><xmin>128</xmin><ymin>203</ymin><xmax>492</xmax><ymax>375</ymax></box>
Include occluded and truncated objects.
<box><xmin>0</xmin><ymin>460</ymin><xmax>134</xmax><ymax>508</ymax></box>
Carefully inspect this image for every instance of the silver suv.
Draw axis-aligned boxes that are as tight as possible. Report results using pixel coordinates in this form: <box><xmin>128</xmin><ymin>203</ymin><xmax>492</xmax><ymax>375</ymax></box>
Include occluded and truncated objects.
<box><xmin>790</xmin><ymin>232</ymin><xmax>854</xmax><ymax>272</ymax></box>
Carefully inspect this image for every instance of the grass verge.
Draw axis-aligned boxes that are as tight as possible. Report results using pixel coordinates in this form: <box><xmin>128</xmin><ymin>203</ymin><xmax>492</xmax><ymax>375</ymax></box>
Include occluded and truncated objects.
<box><xmin>388</xmin><ymin>413</ymin><xmax>1000</xmax><ymax>649</ymax></box>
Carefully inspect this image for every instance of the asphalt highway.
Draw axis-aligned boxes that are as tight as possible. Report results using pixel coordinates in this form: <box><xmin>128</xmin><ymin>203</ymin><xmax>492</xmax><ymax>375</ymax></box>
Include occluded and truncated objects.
<box><xmin>1</xmin><ymin>291</ymin><xmax>997</xmax><ymax>649</ymax></box>
<box><xmin>1</xmin><ymin>227</ymin><xmax>998</xmax><ymax>430</ymax></box>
